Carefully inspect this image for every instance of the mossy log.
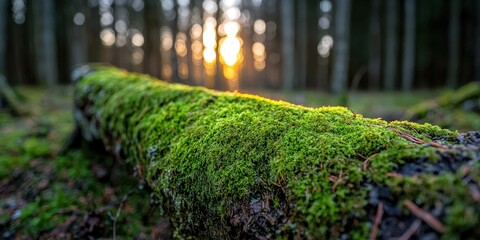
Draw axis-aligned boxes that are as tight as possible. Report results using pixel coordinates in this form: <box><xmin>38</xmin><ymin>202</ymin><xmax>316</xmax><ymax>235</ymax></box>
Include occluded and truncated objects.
<box><xmin>406</xmin><ymin>82</ymin><xmax>480</xmax><ymax>130</ymax></box>
<box><xmin>73</xmin><ymin>66</ymin><xmax>480</xmax><ymax>239</ymax></box>
<box><xmin>0</xmin><ymin>74</ymin><xmax>27</xmax><ymax>115</ymax></box>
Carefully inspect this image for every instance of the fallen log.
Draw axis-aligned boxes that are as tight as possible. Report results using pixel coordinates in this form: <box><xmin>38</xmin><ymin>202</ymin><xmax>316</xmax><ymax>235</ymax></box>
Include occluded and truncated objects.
<box><xmin>0</xmin><ymin>74</ymin><xmax>27</xmax><ymax>116</ymax></box>
<box><xmin>406</xmin><ymin>82</ymin><xmax>480</xmax><ymax>130</ymax></box>
<box><xmin>73</xmin><ymin>66</ymin><xmax>480</xmax><ymax>239</ymax></box>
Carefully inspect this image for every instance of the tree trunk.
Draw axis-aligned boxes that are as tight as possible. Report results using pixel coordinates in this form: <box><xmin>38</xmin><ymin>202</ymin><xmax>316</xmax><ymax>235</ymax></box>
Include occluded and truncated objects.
<box><xmin>144</xmin><ymin>0</ymin><xmax>161</xmax><ymax>78</ymax></box>
<box><xmin>401</xmin><ymin>0</ymin><xmax>416</xmax><ymax>91</ymax></box>
<box><xmin>32</xmin><ymin>0</ymin><xmax>58</xmax><ymax>85</ymax></box>
<box><xmin>68</xmin><ymin>0</ymin><xmax>88</xmax><ymax>75</ymax></box>
<box><xmin>297</xmin><ymin>0</ymin><xmax>308</xmax><ymax>89</ymax></box>
<box><xmin>475</xmin><ymin>0</ymin><xmax>480</xmax><ymax>83</ymax></box>
<box><xmin>368</xmin><ymin>0</ymin><xmax>381</xmax><ymax>90</ymax></box>
<box><xmin>0</xmin><ymin>0</ymin><xmax>7</xmax><ymax>76</ymax></box>
<box><xmin>331</xmin><ymin>0</ymin><xmax>352</xmax><ymax>93</ymax></box>
<box><xmin>280</xmin><ymin>0</ymin><xmax>295</xmax><ymax>90</ymax></box>
<box><xmin>383</xmin><ymin>0</ymin><xmax>398</xmax><ymax>91</ymax></box>
<box><xmin>73</xmin><ymin>66</ymin><xmax>480</xmax><ymax>239</ymax></box>
<box><xmin>447</xmin><ymin>0</ymin><xmax>460</xmax><ymax>88</ymax></box>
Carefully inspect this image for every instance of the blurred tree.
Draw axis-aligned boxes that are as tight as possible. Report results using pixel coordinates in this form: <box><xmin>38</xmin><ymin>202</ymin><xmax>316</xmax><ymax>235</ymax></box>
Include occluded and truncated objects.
<box><xmin>0</xmin><ymin>0</ymin><xmax>6</xmax><ymax>76</ymax></box>
<box><xmin>171</xmin><ymin>0</ymin><xmax>180</xmax><ymax>84</ymax></box>
<box><xmin>280</xmin><ymin>0</ymin><xmax>295</xmax><ymax>90</ymax></box>
<box><xmin>331</xmin><ymin>0</ymin><xmax>351</xmax><ymax>93</ymax></box>
<box><xmin>475</xmin><ymin>0</ymin><xmax>480</xmax><ymax>83</ymax></box>
<box><xmin>402</xmin><ymin>0</ymin><xmax>415</xmax><ymax>91</ymax></box>
<box><xmin>368</xmin><ymin>0</ymin><xmax>381</xmax><ymax>90</ymax></box>
<box><xmin>144</xmin><ymin>0</ymin><xmax>161</xmax><ymax>77</ymax></box>
<box><xmin>297</xmin><ymin>0</ymin><xmax>307</xmax><ymax>89</ymax></box>
<box><xmin>129</xmin><ymin>2</ymin><xmax>145</xmax><ymax>73</ymax></box>
<box><xmin>32</xmin><ymin>0</ymin><xmax>58</xmax><ymax>85</ymax></box>
<box><xmin>383</xmin><ymin>0</ymin><xmax>398</xmax><ymax>90</ymax></box>
<box><xmin>447</xmin><ymin>0</ymin><xmax>460</xmax><ymax>88</ymax></box>
<box><xmin>87</xmin><ymin>0</ymin><xmax>102</xmax><ymax>63</ymax></box>
<box><xmin>68</xmin><ymin>0</ymin><xmax>88</xmax><ymax>73</ymax></box>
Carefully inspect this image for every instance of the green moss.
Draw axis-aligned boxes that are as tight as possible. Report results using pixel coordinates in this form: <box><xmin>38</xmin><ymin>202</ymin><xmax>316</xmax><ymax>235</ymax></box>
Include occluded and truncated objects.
<box><xmin>406</xmin><ymin>82</ymin><xmax>480</xmax><ymax>131</ymax></box>
<box><xmin>18</xmin><ymin>184</ymin><xmax>76</xmax><ymax>237</ymax></box>
<box><xmin>22</xmin><ymin>137</ymin><xmax>51</xmax><ymax>157</ymax></box>
<box><xmin>74</xmin><ymin>67</ymin><xmax>477</xmax><ymax>238</ymax></box>
<box><xmin>386</xmin><ymin>161</ymin><xmax>480</xmax><ymax>239</ymax></box>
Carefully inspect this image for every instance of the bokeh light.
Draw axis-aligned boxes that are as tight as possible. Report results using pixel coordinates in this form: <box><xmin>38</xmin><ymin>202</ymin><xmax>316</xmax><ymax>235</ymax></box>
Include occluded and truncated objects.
<box><xmin>175</xmin><ymin>33</ymin><xmax>188</xmax><ymax>57</ymax></box>
<box><xmin>254</xmin><ymin>19</ymin><xmax>266</xmax><ymax>35</ymax></box>
<box><xmin>220</xmin><ymin>37</ymin><xmax>241</xmax><ymax>66</ymax></box>
<box><xmin>115</xmin><ymin>34</ymin><xmax>127</xmax><ymax>47</ymax></box>
<box><xmin>100</xmin><ymin>28</ymin><xmax>116</xmax><ymax>46</ymax></box>
<box><xmin>318</xmin><ymin>16</ymin><xmax>330</xmax><ymax>30</ymax></box>
<box><xmin>203</xmin><ymin>48</ymin><xmax>216</xmax><ymax>64</ymax></box>
<box><xmin>224</xmin><ymin>21</ymin><xmax>240</xmax><ymax>36</ymax></box>
<box><xmin>190</xmin><ymin>24</ymin><xmax>203</xmax><ymax>39</ymax></box>
<box><xmin>131</xmin><ymin>32</ymin><xmax>144</xmax><ymax>47</ymax></box>
<box><xmin>320</xmin><ymin>0</ymin><xmax>332</xmax><ymax>13</ymax></box>
<box><xmin>160</xmin><ymin>27</ymin><xmax>173</xmax><ymax>50</ymax></box>
<box><xmin>73</xmin><ymin>12</ymin><xmax>85</xmax><ymax>26</ymax></box>
<box><xmin>131</xmin><ymin>48</ymin><xmax>144</xmax><ymax>65</ymax></box>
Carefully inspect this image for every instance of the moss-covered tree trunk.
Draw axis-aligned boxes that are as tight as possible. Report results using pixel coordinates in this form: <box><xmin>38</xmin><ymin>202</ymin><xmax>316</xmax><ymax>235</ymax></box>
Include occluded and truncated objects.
<box><xmin>73</xmin><ymin>66</ymin><xmax>480</xmax><ymax>239</ymax></box>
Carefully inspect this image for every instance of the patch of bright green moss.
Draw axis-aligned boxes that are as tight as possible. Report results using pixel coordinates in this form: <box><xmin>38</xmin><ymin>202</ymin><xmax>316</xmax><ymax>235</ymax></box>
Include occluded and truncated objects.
<box><xmin>75</xmin><ymin>67</ymin><xmax>471</xmax><ymax>238</ymax></box>
<box><xmin>22</xmin><ymin>137</ymin><xmax>51</xmax><ymax>157</ymax></box>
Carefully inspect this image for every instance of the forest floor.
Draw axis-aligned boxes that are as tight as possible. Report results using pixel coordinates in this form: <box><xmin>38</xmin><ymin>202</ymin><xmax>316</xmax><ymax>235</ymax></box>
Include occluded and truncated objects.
<box><xmin>0</xmin><ymin>86</ymin><xmax>478</xmax><ymax>239</ymax></box>
<box><xmin>0</xmin><ymin>87</ymin><xmax>170</xmax><ymax>239</ymax></box>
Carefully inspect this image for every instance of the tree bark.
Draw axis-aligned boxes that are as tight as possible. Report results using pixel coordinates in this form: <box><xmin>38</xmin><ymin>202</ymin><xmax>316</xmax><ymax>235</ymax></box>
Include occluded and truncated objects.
<box><xmin>73</xmin><ymin>66</ymin><xmax>480</xmax><ymax>239</ymax></box>
<box><xmin>331</xmin><ymin>0</ymin><xmax>352</xmax><ymax>93</ymax></box>
<box><xmin>280</xmin><ymin>0</ymin><xmax>295</xmax><ymax>90</ymax></box>
<box><xmin>402</xmin><ymin>0</ymin><xmax>416</xmax><ymax>91</ymax></box>
<box><xmin>32</xmin><ymin>0</ymin><xmax>58</xmax><ymax>85</ymax></box>
<box><xmin>447</xmin><ymin>0</ymin><xmax>460</xmax><ymax>88</ymax></box>
<box><xmin>368</xmin><ymin>0</ymin><xmax>381</xmax><ymax>90</ymax></box>
<box><xmin>0</xmin><ymin>0</ymin><xmax>7</xmax><ymax>76</ymax></box>
<box><xmin>475</xmin><ymin>0</ymin><xmax>480</xmax><ymax>83</ymax></box>
<box><xmin>383</xmin><ymin>0</ymin><xmax>398</xmax><ymax>91</ymax></box>
<box><xmin>143</xmin><ymin>0</ymin><xmax>161</xmax><ymax>78</ymax></box>
<box><xmin>297</xmin><ymin>0</ymin><xmax>308</xmax><ymax>89</ymax></box>
<box><xmin>68</xmin><ymin>0</ymin><xmax>88</xmax><ymax>75</ymax></box>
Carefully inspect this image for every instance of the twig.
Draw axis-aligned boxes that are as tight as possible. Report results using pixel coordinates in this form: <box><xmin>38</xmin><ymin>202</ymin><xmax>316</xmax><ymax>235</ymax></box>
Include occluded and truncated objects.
<box><xmin>332</xmin><ymin>170</ymin><xmax>343</xmax><ymax>192</ymax></box>
<box><xmin>270</xmin><ymin>180</ymin><xmax>286</xmax><ymax>193</ymax></box>
<box><xmin>369</xmin><ymin>201</ymin><xmax>384</xmax><ymax>240</ymax></box>
<box><xmin>398</xmin><ymin>219</ymin><xmax>422</xmax><ymax>240</ymax></box>
<box><xmin>259</xmin><ymin>178</ymin><xmax>268</xmax><ymax>185</ymax></box>
<box><xmin>356</xmin><ymin>152</ymin><xmax>366</xmax><ymax>160</ymax></box>
<box><xmin>264</xmin><ymin>191</ymin><xmax>270</xmax><ymax>209</ymax></box>
<box><xmin>403</xmin><ymin>200</ymin><xmax>445</xmax><ymax>233</ymax></box>
<box><xmin>109</xmin><ymin>189</ymin><xmax>135</xmax><ymax>240</ymax></box>
<box><xmin>389</xmin><ymin>127</ymin><xmax>447</xmax><ymax>149</ymax></box>
<box><xmin>363</xmin><ymin>153</ymin><xmax>378</xmax><ymax>171</ymax></box>
<box><xmin>469</xmin><ymin>185</ymin><xmax>480</xmax><ymax>202</ymax></box>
